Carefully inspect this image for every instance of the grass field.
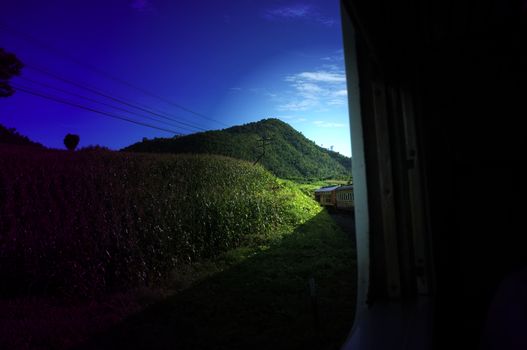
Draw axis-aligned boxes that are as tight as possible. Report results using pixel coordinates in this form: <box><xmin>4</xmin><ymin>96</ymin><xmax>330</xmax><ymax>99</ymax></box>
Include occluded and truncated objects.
<box><xmin>78</xmin><ymin>210</ymin><xmax>357</xmax><ymax>350</ymax></box>
<box><xmin>294</xmin><ymin>179</ymin><xmax>351</xmax><ymax>199</ymax></box>
<box><xmin>0</xmin><ymin>145</ymin><xmax>356</xmax><ymax>349</ymax></box>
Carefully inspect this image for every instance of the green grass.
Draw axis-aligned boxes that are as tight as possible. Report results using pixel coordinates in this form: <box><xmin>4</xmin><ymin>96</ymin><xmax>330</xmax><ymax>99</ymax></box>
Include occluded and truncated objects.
<box><xmin>325</xmin><ymin>179</ymin><xmax>350</xmax><ymax>186</ymax></box>
<box><xmin>293</xmin><ymin>179</ymin><xmax>351</xmax><ymax>199</ymax></box>
<box><xmin>79</xmin><ymin>209</ymin><xmax>357</xmax><ymax>350</ymax></box>
<box><xmin>1</xmin><ymin>146</ymin><xmax>356</xmax><ymax>349</ymax></box>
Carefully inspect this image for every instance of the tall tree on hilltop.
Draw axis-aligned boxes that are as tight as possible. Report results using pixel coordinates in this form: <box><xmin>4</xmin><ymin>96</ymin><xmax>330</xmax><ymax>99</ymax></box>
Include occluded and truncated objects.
<box><xmin>0</xmin><ymin>48</ymin><xmax>23</xmax><ymax>97</ymax></box>
<box><xmin>64</xmin><ymin>134</ymin><xmax>80</xmax><ymax>151</ymax></box>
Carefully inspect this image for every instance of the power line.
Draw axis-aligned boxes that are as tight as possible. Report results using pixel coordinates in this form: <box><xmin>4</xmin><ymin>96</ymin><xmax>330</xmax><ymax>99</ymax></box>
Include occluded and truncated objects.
<box><xmin>25</xmin><ymin>63</ymin><xmax>208</xmax><ymax>132</ymax></box>
<box><xmin>0</xmin><ymin>21</ymin><xmax>229</xmax><ymax>127</ymax></box>
<box><xmin>16</xmin><ymin>75</ymin><xmax>199</xmax><ymax>133</ymax></box>
<box><xmin>0</xmin><ymin>24</ymin><xmax>212</xmax><ymax>132</ymax></box>
<box><xmin>253</xmin><ymin>137</ymin><xmax>273</xmax><ymax>165</ymax></box>
<box><xmin>12</xmin><ymin>83</ymin><xmax>185</xmax><ymax>135</ymax></box>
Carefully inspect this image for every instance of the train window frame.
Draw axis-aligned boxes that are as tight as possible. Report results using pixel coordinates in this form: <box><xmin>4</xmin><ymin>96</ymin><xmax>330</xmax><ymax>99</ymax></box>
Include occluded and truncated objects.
<box><xmin>340</xmin><ymin>0</ymin><xmax>370</xmax><ymax>339</ymax></box>
<box><xmin>339</xmin><ymin>1</ymin><xmax>433</xmax><ymax>348</ymax></box>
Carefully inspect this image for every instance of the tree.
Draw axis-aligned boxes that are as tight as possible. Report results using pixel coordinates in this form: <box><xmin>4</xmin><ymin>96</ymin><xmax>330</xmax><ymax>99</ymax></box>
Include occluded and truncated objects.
<box><xmin>64</xmin><ymin>134</ymin><xmax>80</xmax><ymax>151</ymax></box>
<box><xmin>0</xmin><ymin>48</ymin><xmax>23</xmax><ymax>97</ymax></box>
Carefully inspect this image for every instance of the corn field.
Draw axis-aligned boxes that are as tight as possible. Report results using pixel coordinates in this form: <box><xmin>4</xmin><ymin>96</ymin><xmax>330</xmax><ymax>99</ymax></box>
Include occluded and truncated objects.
<box><xmin>0</xmin><ymin>145</ymin><xmax>319</xmax><ymax>298</ymax></box>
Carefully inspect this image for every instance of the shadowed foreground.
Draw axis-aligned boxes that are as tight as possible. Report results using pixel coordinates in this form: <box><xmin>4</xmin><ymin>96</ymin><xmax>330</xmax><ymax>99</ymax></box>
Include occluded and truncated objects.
<box><xmin>77</xmin><ymin>211</ymin><xmax>357</xmax><ymax>350</ymax></box>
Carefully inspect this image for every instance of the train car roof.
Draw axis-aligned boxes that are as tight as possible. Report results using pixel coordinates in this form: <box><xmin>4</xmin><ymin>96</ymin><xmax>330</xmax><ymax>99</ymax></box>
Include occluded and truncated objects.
<box><xmin>314</xmin><ymin>185</ymin><xmax>340</xmax><ymax>193</ymax></box>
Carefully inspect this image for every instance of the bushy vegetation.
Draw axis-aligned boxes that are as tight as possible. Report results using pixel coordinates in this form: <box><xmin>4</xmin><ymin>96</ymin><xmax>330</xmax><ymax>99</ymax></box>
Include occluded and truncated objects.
<box><xmin>0</xmin><ymin>124</ymin><xmax>45</xmax><ymax>148</ymax></box>
<box><xmin>124</xmin><ymin>118</ymin><xmax>352</xmax><ymax>180</ymax></box>
<box><xmin>0</xmin><ymin>145</ymin><xmax>320</xmax><ymax>298</ymax></box>
<box><xmin>81</xmin><ymin>210</ymin><xmax>356</xmax><ymax>350</ymax></box>
<box><xmin>0</xmin><ymin>48</ymin><xmax>23</xmax><ymax>98</ymax></box>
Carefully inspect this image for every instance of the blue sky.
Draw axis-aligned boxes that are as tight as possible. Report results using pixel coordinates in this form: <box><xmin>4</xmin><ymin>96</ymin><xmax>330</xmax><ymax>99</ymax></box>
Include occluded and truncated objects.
<box><xmin>0</xmin><ymin>0</ymin><xmax>351</xmax><ymax>156</ymax></box>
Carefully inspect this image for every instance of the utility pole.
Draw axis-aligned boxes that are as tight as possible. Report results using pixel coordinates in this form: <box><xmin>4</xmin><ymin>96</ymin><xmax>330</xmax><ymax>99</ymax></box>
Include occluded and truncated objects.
<box><xmin>253</xmin><ymin>136</ymin><xmax>273</xmax><ymax>165</ymax></box>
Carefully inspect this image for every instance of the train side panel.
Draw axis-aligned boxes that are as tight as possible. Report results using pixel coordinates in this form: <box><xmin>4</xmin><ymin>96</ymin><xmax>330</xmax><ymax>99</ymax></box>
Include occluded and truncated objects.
<box><xmin>336</xmin><ymin>186</ymin><xmax>354</xmax><ymax>211</ymax></box>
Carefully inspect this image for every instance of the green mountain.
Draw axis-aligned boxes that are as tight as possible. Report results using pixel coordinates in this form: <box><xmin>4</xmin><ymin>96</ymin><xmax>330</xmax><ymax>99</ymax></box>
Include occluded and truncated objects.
<box><xmin>123</xmin><ymin>118</ymin><xmax>352</xmax><ymax>180</ymax></box>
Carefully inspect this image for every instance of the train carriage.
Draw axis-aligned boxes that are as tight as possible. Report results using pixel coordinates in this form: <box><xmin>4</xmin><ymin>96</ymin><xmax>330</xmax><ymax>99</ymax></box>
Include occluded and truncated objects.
<box><xmin>335</xmin><ymin>185</ymin><xmax>354</xmax><ymax>211</ymax></box>
<box><xmin>314</xmin><ymin>185</ymin><xmax>354</xmax><ymax>211</ymax></box>
<box><xmin>314</xmin><ymin>185</ymin><xmax>339</xmax><ymax>207</ymax></box>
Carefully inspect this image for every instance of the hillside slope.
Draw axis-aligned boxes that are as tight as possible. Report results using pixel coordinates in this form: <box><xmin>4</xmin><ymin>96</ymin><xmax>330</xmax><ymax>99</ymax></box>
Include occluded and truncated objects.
<box><xmin>123</xmin><ymin>118</ymin><xmax>352</xmax><ymax>180</ymax></box>
<box><xmin>0</xmin><ymin>124</ymin><xmax>45</xmax><ymax>148</ymax></box>
<box><xmin>0</xmin><ymin>145</ymin><xmax>320</xmax><ymax>298</ymax></box>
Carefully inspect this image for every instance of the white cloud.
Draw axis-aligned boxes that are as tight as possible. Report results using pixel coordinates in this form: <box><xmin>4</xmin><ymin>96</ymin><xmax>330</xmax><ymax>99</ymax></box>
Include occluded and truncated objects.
<box><xmin>296</xmin><ymin>71</ymin><xmax>346</xmax><ymax>83</ymax></box>
<box><xmin>327</xmin><ymin>89</ymin><xmax>348</xmax><ymax>105</ymax></box>
<box><xmin>327</xmin><ymin>99</ymin><xmax>346</xmax><ymax>106</ymax></box>
<box><xmin>280</xmin><ymin>99</ymin><xmax>317</xmax><ymax>111</ymax></box>
<box><xmin>317</xmin><ymin>17</ymin><xmax>336</xmax><ymax>26</ymax></box>
<box><xmin>263</xmin><ymin>4</ymin><xmax>335</xmax><ymax>26</ymax></box>
<box><xmin>296</xmin><ymin>82</ymin><xmax>324</xmax><ymax>94</ymax></box>
<box><xmin>279</xmin><ymin>68</ymin><xmax>348</xmax><ymax>112</ymax></box>
<box><xmin>320</xmin><ymin>50</ymin><xmax>345</xmax><ymax>63</ymax></box>
<box><xmin>265</xmin><ymin>4</ymin><xmax>312</xmax><ymax>19</ymax></box>
<box><xmin>321</xmin><ymin>63</ymin><xmax>341</xmax><ymax>71</ymax></box>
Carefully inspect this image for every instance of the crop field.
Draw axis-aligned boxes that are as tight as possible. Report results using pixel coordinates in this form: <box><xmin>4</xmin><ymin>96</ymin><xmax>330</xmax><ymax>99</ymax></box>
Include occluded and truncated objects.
<box><xmin>0</xmin><ymin>145</ymin><xmax>356</xmax><ymax>349</ymax></box>
<box><xmin>80</xmin><ymin>210</ymin><xmax>356</xmax><ymax>350</ymax></box>
<box><xmin>0</xmin><ymin>145</ymin><xmax>320</xmax><ymax>298</ymax></box>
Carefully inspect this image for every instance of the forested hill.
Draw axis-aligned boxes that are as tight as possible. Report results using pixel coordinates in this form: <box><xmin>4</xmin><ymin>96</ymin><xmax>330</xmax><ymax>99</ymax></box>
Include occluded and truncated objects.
<box><xmin>123</xmin><ymin>118</ymin><xmax>352</xmax><ymax>180</ymax></box>
<box><xmin>0</xmin><ymin>124</ymin><xmax>45</xmax><ymax>148</ymax></box>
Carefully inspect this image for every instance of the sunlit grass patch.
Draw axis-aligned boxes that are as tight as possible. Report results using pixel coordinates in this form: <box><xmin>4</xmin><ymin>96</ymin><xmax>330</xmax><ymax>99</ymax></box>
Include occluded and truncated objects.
<box><xmin>81</xmin><ymin>210</ymin><xmax>357</xmax><ymax>350</ymax></box>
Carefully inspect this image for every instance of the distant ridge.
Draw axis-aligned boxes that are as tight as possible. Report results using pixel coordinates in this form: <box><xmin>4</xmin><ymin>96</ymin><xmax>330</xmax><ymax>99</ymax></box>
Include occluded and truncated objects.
<box><xmin>0</xmin><ymin>124</ymin><xmax>45</xmax><ymax>149</ymax></box>
<box><xmin>123</xmin><ymin>118</ymin><xmax>352</xmax><ymax>180</ymax></box>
